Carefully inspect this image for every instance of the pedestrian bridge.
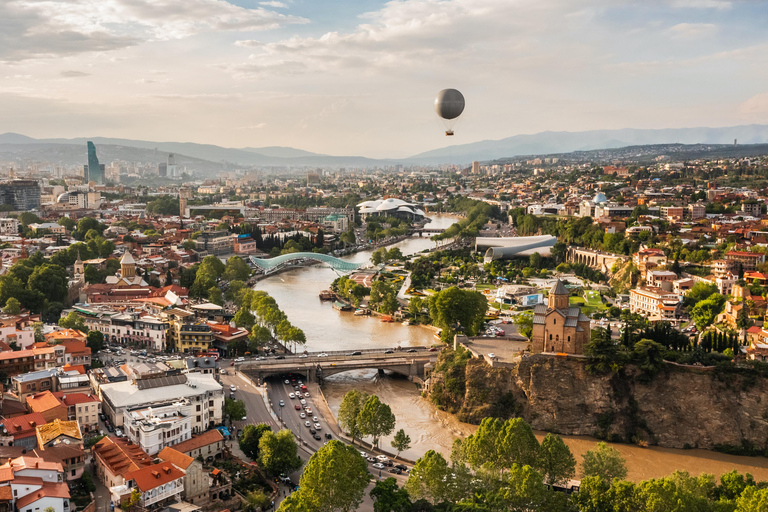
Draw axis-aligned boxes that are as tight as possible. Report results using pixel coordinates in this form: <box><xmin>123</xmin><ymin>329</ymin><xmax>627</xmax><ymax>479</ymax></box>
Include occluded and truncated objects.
<box><xmin>250</xmin><ymin>252</ymin><xmax>365</xmax><ymax>274</ymax></box>
<box><xmin>238</xmin><ymin>348</ymin><xmax>441</xmax><ymax>383</ymax></box>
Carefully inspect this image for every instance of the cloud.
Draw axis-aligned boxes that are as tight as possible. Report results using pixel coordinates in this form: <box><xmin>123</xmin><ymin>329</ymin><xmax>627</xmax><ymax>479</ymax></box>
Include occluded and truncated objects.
<box><xmin>670</xmin><ymin>0</ymin><xmax>731</xmax><ymax>10</ymax></box>
<box><xmin>235</xmin><ymin>40</ymin><xmax>262</xmax><ymax>48</ymax></box>
<box><xmin>739</xmin><ymin>92</ymin><xmax>768</xmax><ymax>120</ymax></box>
<box><xmin>260</xmin><ymin>1</ymin><xmax>287</xmax><ymax>8</ymax></box>
<box><xmin>237</xmin><ymin>122</ymin><xmax>267</xmax><ymax>129</ymax></box>
<box><xmin>0</xmin><ymin>0</ymin><xmax>307</xmax><ymax>62</ymax></box>
<box><xmin>60</xmin><ymin>71</ymin><xmax>91</xmax><ymax>77</ymax></box>
<box><xmin>667</xmin><ymin>22</ymin><xmax>718</xmax><ymax>39</ymax></box>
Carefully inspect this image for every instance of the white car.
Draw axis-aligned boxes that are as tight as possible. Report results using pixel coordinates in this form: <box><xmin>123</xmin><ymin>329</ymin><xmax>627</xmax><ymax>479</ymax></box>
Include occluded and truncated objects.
<box><xmin>300</xmin><ymin>399</ymin><xmax>306</xmax><ymax>405</ymax></box>
<box><xmin>314</xmin><ymin>423</ymin><xmax>321</xmax><ymax>430</ymax></box>
<box><xmin>289</xmin><ymin>393</ymin><xmax>295</xmax><ymax>399</ymax></box>
<box><xmin>305</xmin><ymin>392</ymin><xmax>310</xmax><ymax>398</ymax></box>
<box><xmin>312</xmin><ymin>416</ymin><xmax>319</xmax><ymax>422</ymax></box>
<box><xmin>372</xmin><ymin>463</ymin><xmax>386</xmax><ymax>470</ymax></box>
<box><xmin>235</xmin><ymin>357</ymin><xmax>245</xmax><ymax>362</ymax></box>
<box><xmin>230</xmin><ymin>385</ymin><xmax>236</xmax><ymax>392</ymax></box>
<box><xmin>284</xmin><ymin>379</ymin><xmax>290</xmax><ymax>384</ymax></box>
<box><xmin>488</xmin><ymin>353</ymin><xmax>496</xmax><ymax>359</ymax></box>
<box><xmin>279</xmin><ymin>400</ymin><xmax>284</xmax><ymax>407</ymax></box>
<box><xmin>376</xmin><ymin>455</ymin><xmax>389</xmax><ymax>462</ymax></box>
<box><xmin>318</xmin><ymin>353</ymin><xmax>329</xmax><ymax>357</ymax></box>
<box><xmin>300</xmin><ymin>413</ymin><xmax>306</xmax><ymax>418</ymax></box>
<box><xmin>299</xmin><ymin>354</ymin><xmax>308</xmax><ymax>358</ymax></box>
<box><xmin>305</xmin><ymin>421</ymin><xmax>311</xmax><ymax>427</ymax></box>
<box><xmin>360</xmin><ymin>451</ymin><xmax>368</xmax><ymax>458</ymax></box>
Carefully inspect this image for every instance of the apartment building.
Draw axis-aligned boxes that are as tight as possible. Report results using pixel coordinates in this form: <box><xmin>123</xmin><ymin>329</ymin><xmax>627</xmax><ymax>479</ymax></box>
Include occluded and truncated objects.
<box><xmin>725</xmin><ymin>251</ymin><xmax>765</xmax><ymax>272</ymax></box>
<box><xmin>629</xmin><ymin>286</ymin><xmax>682</xmax><ymax>322</ymax></box>
<box><xmin>123</xmin><ymin>402</ymin><xmax>193</xmax><ymax>455</ymax></box>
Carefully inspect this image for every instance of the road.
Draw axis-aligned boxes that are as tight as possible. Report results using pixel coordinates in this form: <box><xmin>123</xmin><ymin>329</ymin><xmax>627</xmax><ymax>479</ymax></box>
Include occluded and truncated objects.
<box><xmin>221</xmin><ymin>369</ymin><xmax>411</xmax><ymax>511</ymax></box>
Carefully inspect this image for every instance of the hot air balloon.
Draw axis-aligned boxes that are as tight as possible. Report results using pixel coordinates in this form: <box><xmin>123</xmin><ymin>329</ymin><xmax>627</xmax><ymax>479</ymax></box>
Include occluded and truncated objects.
<box><xmin>434</xmin><ymin>88</ymin><xmax>465</xmax><ymax>136</ymax></box>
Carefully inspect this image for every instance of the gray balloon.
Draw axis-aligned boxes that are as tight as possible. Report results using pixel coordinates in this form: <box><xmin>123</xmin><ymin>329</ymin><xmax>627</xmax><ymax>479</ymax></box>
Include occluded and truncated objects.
<box><xmin>434</xmin><ymin>89</ymin><xmax>465</xmax><ymax>120</ymax></box>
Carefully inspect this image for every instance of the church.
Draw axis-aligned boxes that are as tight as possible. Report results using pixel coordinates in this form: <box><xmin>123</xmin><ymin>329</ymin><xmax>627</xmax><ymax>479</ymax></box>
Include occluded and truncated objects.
<box><xmin>531</xmin><ymin>280</ymin><xmax>590</xmax><ymax>354</ymax></box>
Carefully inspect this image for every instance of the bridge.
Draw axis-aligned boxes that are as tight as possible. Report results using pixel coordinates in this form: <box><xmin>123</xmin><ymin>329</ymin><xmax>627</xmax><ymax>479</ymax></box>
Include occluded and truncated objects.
<box><xmin>408</xmin><ymin>227</ymin><xmax>447</xmax><ymax>236</ymax></box>
<box><xmin>238</xmin><ymin>347</ymin><xmax>441</xmax><ymax>383</ymax></box>
<box><xmin>250</xmin><ymin>252</ymin><xmax>366</xmax><ymax>274</ymax></box>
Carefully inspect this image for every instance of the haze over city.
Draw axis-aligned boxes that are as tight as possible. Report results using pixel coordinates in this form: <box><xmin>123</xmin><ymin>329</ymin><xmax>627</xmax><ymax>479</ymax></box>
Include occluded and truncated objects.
<box><xmin>3</xmin><ymin>0</ymin><xmax>768</xmax><ymax>157</ymax></box>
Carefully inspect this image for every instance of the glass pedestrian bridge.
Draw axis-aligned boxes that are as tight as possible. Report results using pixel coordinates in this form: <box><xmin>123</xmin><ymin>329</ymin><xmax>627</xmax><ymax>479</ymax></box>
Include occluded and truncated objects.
<box><xmin>250</xmin><ymin>252</ymin><xmax>365</xmax><ymax>274</ymax></box>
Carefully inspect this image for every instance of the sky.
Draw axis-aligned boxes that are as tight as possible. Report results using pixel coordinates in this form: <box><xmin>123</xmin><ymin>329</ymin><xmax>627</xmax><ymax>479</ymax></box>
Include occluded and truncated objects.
<box><xmin>1</xmin><ymin>0</ymin><xmax>768</xmax><ymax>158</ymax></box>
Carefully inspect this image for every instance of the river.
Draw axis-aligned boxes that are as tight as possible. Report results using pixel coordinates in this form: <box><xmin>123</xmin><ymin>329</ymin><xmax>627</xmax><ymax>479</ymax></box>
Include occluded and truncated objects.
<box><xmin>254</xmin><ymin>213</ymin><xmax>768</xmax><ymax>481</ymax></box>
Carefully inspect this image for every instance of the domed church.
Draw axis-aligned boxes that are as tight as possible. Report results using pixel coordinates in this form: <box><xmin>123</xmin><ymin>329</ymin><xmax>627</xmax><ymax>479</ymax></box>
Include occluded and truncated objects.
<box><xmin>530</xmin><ymin>280</ymin><xmax>590</xmax><ymax>354</ymax></box>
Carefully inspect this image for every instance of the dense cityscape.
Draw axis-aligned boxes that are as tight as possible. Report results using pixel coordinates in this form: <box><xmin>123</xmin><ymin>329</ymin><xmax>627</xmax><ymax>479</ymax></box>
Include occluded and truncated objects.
<box><xmin>0</xmin><ymin>136</ymin><xmax>766</xmax><ymax>511</ymax></box>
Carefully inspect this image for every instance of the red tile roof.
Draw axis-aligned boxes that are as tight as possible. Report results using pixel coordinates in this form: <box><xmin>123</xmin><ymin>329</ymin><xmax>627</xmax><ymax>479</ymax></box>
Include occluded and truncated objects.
<box><xmin>15</xmin><ymin>482</ymin><xmax>70</xmax><ymax>509</ymax></box>
<box><xmin>0</xmin><ymin>412</ymin><xmax>47</xmax><ymax>439</ymax></box>
<box><xmin>157</xmin><ymin>447</ymin><xmax>194</xmax><ymax>470</ymax></box>
<box><xmin>26</xmin><ymin>391</ymin><xmax>63</xmax><ymax>413</ymax></box>
<box><xmin>52</xmin><ymin>392</ymin><xmax>100</xmax><ymax>405</ymax></box>
<box><xmin>171</xmin><ymin>429</ymin><xmax>223</xmax><ymax>454</ymax></box>
<box><xmin>93</xmin><ymin>436</ymin><xmax>152</xmax><ymax>478</ymax></box>
<box><xmin>125</xmin><ymin>464</ymin><xmax>184</xmax><ymax>492</ymax></box>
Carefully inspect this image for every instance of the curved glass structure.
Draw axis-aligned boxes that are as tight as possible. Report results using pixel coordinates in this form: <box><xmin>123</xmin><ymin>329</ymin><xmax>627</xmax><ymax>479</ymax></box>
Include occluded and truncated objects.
<box><xmin>250</xmin><ymin>252</ymin><xmax>365</xmax><ymax>273</ymax></box>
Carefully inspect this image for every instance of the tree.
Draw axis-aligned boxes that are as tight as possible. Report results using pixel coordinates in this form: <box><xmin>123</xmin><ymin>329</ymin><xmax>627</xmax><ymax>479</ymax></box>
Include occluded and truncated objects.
<box><xmin>690</xmin><ymin>293</ymin><xmax>726</xmax><ymax>331</ymax></box>
<box><xmin>338</xmin><ymin>390</ymin><xmax>366</xmax><ymax>444</ymax></box>
<box><xmin>357</xmin><ymin>395</ymin><xmax>396</xmax><ymax>448</ymax></box>
<box><xmin>584</xmin><ymin>327</ymin><xmax>622</xmax><ymax>374</ymax></box>
<box><xmin>3</xmin><ymin>297</ymin><xmax>20</xmax><ymax>315</ymax></box>
<box><xmin>233</xmin><ymin>307</ymin><xmax>256</xmax><ymax>331</ymax></box>
<box><xmin>387</xmin><ymin>247</ymin><xmax>404</xmax><ymax>261</ymax></box>
<box><xmin>278</xmin><ymin>440</ymin><xmax>369</xmax><ymax>512</ymax></box>
<box><xmin>58</xmin><ymin>311</ymin><xmax>87</xmax><ymax>332</ymax></box>
<box><xmin>238</xmin><ymin>423</ymin><xmax>271</xmax><ymax>460</ymax></box>
<box><xmin>454</xmin><ymin>417</ymin><xmax>539</xmax><ymax>478</ymax></box>
<box><xmin>428</xmin><ymin>286</ymin><xmax>487</xmax><ymax>341</ymax></box>
<box><xmin>515</xmin><ymin>311</ymin><xmax>533</xmax><ymax>339</ymax></box>
<box><xmin>224</xmin><ymin>398</ymin><xmax>246</xmax><ymax>424</ymax></box>
<box><xmin>404</xmin><ymin>450</ymin><xmax>452</xmax><ymax>505</ymax></box>
<box><xmin>371</xmin><ymin>247</ymin><xmax>388</xmax><ymax>265</ymax></box>
<box><xmin>86</xmin><ymin>330</ymin><xmax>104</xmax><ymax>353</ymax></box>
<box><xmin>581</xmin><ymin>442</ymin><xmax>628</xmax><ymax>484</ymax></box>
<box><xmin>736</xmin><ymin>486</ymin><xmax>768</xmax><ymax>512</ymax></box>
<box><xmin>370</xmin><ymin>478</ymin><xmax>412</xmax><ymax>512</ymax></box>
<box><xmin>208</xmin><ymin>286</ymin><xmax>223</xmax><ymax>305</ymax></box>
<box><xmin>391</xmin><ymin>429</ymin><xmax>411</xmax><ymax>457</ymax></box>
<box><xmin>223</xmin><ymin>256</ymin><xmax>251</xmax><ymax>281</ymax></box>
<box><xmin>537</xmin><ymin>433</ymin><xmax>576</xmax><ymax>486</ymax></box>
<box><xmin>259</xmin><ymin>429</ymin><xmax>303</xmax><ymax>476</ymax></box>
<box><xmin>632</xmin><ymin>338</ymin><xmax>666</xmax><ymax>379</ymax></box>
<box><xmin>242</xmin><ymin>489</ymin><xmax>272</xmax><ymax>512</ymax></box>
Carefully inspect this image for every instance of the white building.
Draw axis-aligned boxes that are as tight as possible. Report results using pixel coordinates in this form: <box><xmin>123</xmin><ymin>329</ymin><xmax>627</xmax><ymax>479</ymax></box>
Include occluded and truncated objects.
<box><xmin>123</xmin><ymin>402</ymin><xmax>193</xmax><ymax>455</ymax></box>
<box><xmin>629</xmin><ymin>286</ymin><xmax>682</xmax><ymax>322</ymax></box>
<box><xmin>0</xmin><ymin>218</ymin><xmax>19</xmax><ymax>236</ymax></box>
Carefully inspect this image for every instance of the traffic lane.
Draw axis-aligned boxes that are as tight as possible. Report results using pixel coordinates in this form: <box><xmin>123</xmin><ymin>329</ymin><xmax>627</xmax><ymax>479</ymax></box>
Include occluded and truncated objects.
<box><xmin>268</xmin><ymin>379</ymin><xmax>326</xmax><ymax>452</ymax></box>
<box><xmin>220</xmin><ymin>374</ymin><xmax>278</xmax><ymax>432</ymax></box>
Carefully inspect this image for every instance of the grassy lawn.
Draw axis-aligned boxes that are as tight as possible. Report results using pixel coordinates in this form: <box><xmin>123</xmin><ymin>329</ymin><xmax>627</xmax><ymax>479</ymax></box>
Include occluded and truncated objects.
<box><xmin>584</xmin><ymin>290</ymin><xmax>605</xmax><ymax>309</ymax></box>
<box><xmin>569</xmin><ymin>297</ymin><xmax>586</xmax><ymax>306</ymax></box>
<box><xmin>475</xmin><ymin>284</ymin><xmax>498</xmax><ymax>291</ymax></box>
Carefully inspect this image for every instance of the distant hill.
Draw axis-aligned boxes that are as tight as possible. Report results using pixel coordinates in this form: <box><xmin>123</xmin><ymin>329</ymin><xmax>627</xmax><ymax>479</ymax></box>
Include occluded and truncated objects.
<box><xmin>407</xmin><ymin>124</ymin><xmax>768</xmax><ymax>164</ymax></box>
<box><xmin>0</xmin><ymin>133</ymin><xmax>387</xmax><ymax>168</ymax></box>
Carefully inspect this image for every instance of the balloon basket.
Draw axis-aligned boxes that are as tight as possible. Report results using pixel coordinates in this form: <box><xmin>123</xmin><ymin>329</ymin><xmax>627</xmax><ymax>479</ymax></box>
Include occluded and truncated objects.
<box><xmin>445</xmin><ymin>131</ymin><xmax>454</xmax><ymax>136</ymax></box>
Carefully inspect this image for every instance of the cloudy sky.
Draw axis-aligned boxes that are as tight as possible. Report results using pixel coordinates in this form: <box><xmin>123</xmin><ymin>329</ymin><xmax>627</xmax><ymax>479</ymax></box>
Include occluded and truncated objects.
<box><xmin>1</xmin><ymin>0</ymin><xmax>767</xmax><ymax>158</ymax></box>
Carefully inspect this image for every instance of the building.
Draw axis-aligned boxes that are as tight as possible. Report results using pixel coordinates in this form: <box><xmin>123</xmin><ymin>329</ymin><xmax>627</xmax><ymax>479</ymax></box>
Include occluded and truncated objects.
<box><xmin>86</xmin><ymin>141</ymin><xmax>105</xmax><ymax>185</ymax></box>
<box><xmin>26</xmin><ymin>392</ymin><xmax>67</xmax><ymax>424</ymax></box>
<box><xmin>35</xmin><ymin>419</ymin><xmax>82</xmax><ymax>450</ymax></box>
<box><xmin>177</xmin><ymin>323</ymin><xmax>214</xmax><ymax>355</ymax></box>
<box><xmin>92</xmin><ymin>436</ymin><xmax>153</xmax><ymax>489</ymax></box>
<box><xmin>0</xmin><ymin>218</ymin><xmax>19</xmax><ymax>235</ymax></box>
<box><xmin>99</xmin><ymin>373</ymin><xmax>223</xmax><ymax>431</ymax></box>
<box><xmin>633</xmin><ymin>248</ymin><xmax>667</xmax><ymax>279</ymax></box>
<box><xmin>660</xmin><ymin>206</ymin><xmax>684</xmax><ymax>222</ymax></box>
<box><xmin>123</xmin><ymin>402</ymin><xmax>193</xmax><ymax>455</ymax></box>
<box><xmin>194</xmin><ymin>230</ymin><xmax>234</xmax><ymax>256</ymax></box>
<box><xmin>742</xmin><ymin>202</ymin><xmax>761</xmax><ymax>217</ymax></box>
<box><xmin>725</xmin><ymin>251</ymin><xmax>765</xmax><ymax>272</ymax></box>
<box><xmin>356</xmin><ymin>198</ymin><xmax>426</xmax><ymax>221</ymax></box>
<box><xmin>52</xmin><ymin>392</ymin><xmax>101</xmax><ymax>433</ymax></box>
<box><xmin>646</xmin><ymin>270</ymin><xmax>678</xmax><ymax>289</ymax></box>
<box><xmin>0</xmin><ymin>180</ymin><xmax>41</xmax><ymax>211</ymax></box>
<box><xmin>0</xmin><ymin>456</ymin><xmax>70</xmax><ymax>512</ymax></box>
<box><xmin>158</xmin><ymin>447</ymin><xmax>208</xmax><ymax>504</ymax></box>
<box><xmin>629</xmin><ymin>286</ymin><xmax>682</xmax><ymax>322</ymax></box>
<box><xmin>530</xmin><ymin>280</ymin><xmax>590</xmax><ymax>354</ymax></box>
<box><xmin>0</xmin><ymin>413</ymin><xmax>47</xmax><ymax>450</ymax></box>
<box><xmin>170</xmin><ymin>429</ymin><xmax>224</xmax><ymax>462</ymax></box>
<box><xmin>113</xmin><ymin>462</ymin><xmax>184</xmax><ymax>509</ymax></box>
<box><xmin>689</xmin><ymin>202</ymin><xmax>706</xmax><ymax>219</ymax></box>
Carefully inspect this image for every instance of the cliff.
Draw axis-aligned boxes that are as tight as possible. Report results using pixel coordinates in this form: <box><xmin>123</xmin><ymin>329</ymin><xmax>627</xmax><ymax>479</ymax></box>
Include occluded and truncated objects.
<box><xmin>428</xmin><ymin>352</ymin><xmax>768</xmax><ymax>451</ymax></box>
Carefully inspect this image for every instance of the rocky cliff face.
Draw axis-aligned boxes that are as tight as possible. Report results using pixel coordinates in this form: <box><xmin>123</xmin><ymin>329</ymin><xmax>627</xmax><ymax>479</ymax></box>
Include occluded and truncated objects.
<box><xmin>430</xmin><ymin>353</ymin><xmax>768</xmax><ymax>450</ymax></box>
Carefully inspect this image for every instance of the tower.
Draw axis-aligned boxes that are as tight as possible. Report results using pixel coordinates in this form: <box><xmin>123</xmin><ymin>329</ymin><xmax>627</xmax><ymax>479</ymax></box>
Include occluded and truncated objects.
<box><xmin>86</xmin><ymin>141</ymin><xmax>104</xmax><ymax>185</ymax></box>
<box><xmin>167</xmin><ymin>154</ymin><xmax>177</xmax><ymax>178</ymax></box>
<box><xmin>74</xmin><ymin>251</ymin><xmax>85</xmax><ymax>281</ymax></box>
<box><xmin>120</xmin><ymin>252</ymin><xmax>136</xmax><ymax>279</ymax></box>
<box><xmin>548</xmin><ymin>279</ymin><xmax>569</xmax><ymax>310</ymax></box>
<box><xmin>178</xmin><ymin>186</ymin><xmax>192</xmax><ymax>218</ymax></box>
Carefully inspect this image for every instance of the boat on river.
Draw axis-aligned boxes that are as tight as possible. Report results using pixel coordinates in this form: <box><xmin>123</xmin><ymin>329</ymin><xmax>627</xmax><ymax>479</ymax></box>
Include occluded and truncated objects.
<box><xmin>332</xmin><ymin>301</ymin><xmax>352</xmax><ymax>311</ymax></box>
<box><xmin>319</xmin><ymin>290</ymin><xmax>335</xmax><ymax>301</ymax></box>
<box><xmin>380</xmin><ymin>315</ymin><xmax>394</xmax><ymax>322</ymax></box>
<box><xmin>354</xmin><ymin>308</ymin><xmax>370</xmax><ymax>316</ymax></box>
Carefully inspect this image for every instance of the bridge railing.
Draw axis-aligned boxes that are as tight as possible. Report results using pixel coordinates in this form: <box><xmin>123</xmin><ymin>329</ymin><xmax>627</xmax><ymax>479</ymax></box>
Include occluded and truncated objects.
<box><xmin>237</xmin><ymin>347</ymin><xmax>439</xmax><ymax>367</ymax></box>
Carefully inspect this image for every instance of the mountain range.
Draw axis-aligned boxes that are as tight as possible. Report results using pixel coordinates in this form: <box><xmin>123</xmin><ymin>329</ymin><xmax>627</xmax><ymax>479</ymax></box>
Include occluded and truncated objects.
<box><xmin>2</xmin><ymin>123</ymin><xmax>768</xmax><ymax>169</ymax></box>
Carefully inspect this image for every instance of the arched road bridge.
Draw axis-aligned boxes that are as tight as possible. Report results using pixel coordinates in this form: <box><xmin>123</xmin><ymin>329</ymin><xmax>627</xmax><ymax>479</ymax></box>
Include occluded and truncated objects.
<box><xmin>237</xmin><ymin>347</ymin><xmax>441</xmax><ymax>384</ymax></box>
<box><xmin>250</xmin><ymin>252</ymin><xmax>365</xmax><ymax>274</ymax></box>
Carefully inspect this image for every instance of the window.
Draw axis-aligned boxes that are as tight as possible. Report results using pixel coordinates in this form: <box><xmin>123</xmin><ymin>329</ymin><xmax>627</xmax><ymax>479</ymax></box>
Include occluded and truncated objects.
<box><xmin>553</xmin><ymin>318</ymin><xmax>556</xmax><ymax>325</ymax></box>
<box><xmin>548</xmin><ymin>334</ymin><xmax>552</xmax><ymax>341</ymax></box>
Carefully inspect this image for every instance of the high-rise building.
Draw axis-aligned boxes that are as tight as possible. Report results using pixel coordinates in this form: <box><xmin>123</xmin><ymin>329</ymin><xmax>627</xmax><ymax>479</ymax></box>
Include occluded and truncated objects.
<box><xmin>86</xmin><ymin>141</ymin><xmax>105</xmax><ymax>184</ymax></box>
<box><xmin>472</xmin><ymin>161</ymin><xmax>480</xmax><ymax>174</ymax></box>
<box><xmin>158</xmin><ymin>163</ymin><xmax>167</xmax><ymax>177</ymax></box>
<box><xmin>167</xmin><ymin>154</ymin><xmax>177</xmax><ymax>178</ymax></box>
<box><xmin>0</xmin><ymin>180</ymin><xmax>41</xmax><ymax>210</ymax></box>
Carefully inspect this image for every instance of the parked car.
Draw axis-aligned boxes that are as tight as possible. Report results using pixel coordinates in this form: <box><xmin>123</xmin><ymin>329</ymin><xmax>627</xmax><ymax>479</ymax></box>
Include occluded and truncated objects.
<box><xmin>313</xmin><ymin>434</ymin><xmax>321</xmax><ymax>440</ymax></box>
<box><xmin>376</xmin><ymin>455</ymin><xmax>389</xmax><ymax>462</ymax></box>
<box><xmin>372</xmin><ymin>463</ymin><xmax>386</xmax><ymax>470</ymax></box>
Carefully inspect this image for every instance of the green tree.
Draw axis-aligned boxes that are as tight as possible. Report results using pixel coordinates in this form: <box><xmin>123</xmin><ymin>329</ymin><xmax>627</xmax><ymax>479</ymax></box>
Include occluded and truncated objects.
<box><xmin>537</xmin><ymin>433</ymin><xmax>576</xmax><ymax>486</ymax></box>
<box><xmin>404</xmin><ymin>450</ymin><xmax>452</xmax><ymax>505</ymax></box>
<box><xmin>338</xmin><ymin>390</ymin><xmax>367</xmax><ymax>444</ymax></box>
<box><xmin>428</xmin><ymin>286</ymin><xmax>487</xmax><ymax>341</ymax></box>
<box><xmin>387</xmin><ymin>247</ymin><xmax>404</xmax><ymax>261</ymax></box>
<box><xmin>242</xmin><ymin>489</ymin><xmax>272</xmax><ymax>512</ymax></box>
<box><xmin>259</xmin><ymin>429</ymin><xmax>303</xmax><ymax>476</ymax></box>
<box><xmin>454</xmin><ymin>417</ymin><xmax>539</xmax><ymax>478</ymax></box>
<box><xmin>370</xmin><ymin>478</ymin><xmax>412</xmax><ymax>512</ymax></box>
<box><xmin>278</xmin><ymin>440</ymin><xmax>368</xmax><ymax>512</ymax></box>
<box><xmin>391</xmin><ymin>429</ymin><xmax>411</xmax><ymax>457</ymax></box>
<box><xmin>371</xmin><ymin>247</ymin><xmax>388</xmax><ymax>265</ymax></box>
<box><xmin>584</xmin><ymin>327</ymin><xmax>622</xmax><ymax>374</ymax></box>
<box><xmin>223</xmin><ymin>256</ymin><xmax>251</xmax><ymax>281</ymax></box>
<box><xmin>690</xmin><ymin>294</ymin><xmax>726</xmax><ymax>331</ymax></box>
<box><xmin>3</xmin><ymin>297</ymin><xmax>20</xmax><ymax>315</ymax></box>
<box><xmin>515</xmin><ymin>311</ymin><xmax>533</xmax><ymax>339</ymax></box>
<box><xmin>208</xmin><ymin>286</ymin><xmax>223</xmax><ymax>305</ymax></box>
<box><xmin>632</xmin><ymin>338</ymin><xmax>666</xmax><ymax>379</ymax></box>
<box><xmin>224</xmin><ymin>398</ymin><xmax>246</xmax><ymax>424</ymax></box>
<box><xmin>86</xmin><ymin>330</ymin><xmax>104</xmax><ymax>353</ymax></box>
<box><xmin>58</xmin><ymin>311</ymin><xmax>87</xmax><ymax>332</ymax></box>
<box><xmin>238</xmin><ymin>423</ymin><xmax>271</xmax><ymax>460</ymax></box>
<box><xmin>581</xmin><ymin>442</ymin><xmax>628</xmax><ymax>484</ymax></box>
<box><xmin>357</xmin><ymin>395</ymin><xmax>396</xmax><ymax>448</ymax></box>
<box><xmin>233</xmin><ymin>307</ymin><xmax>256</xmax><ymax>330</ymax></box>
